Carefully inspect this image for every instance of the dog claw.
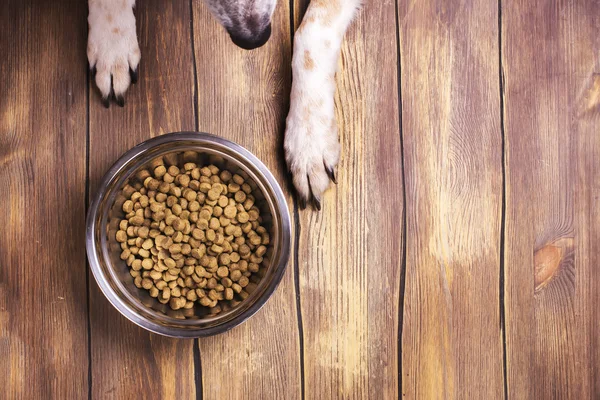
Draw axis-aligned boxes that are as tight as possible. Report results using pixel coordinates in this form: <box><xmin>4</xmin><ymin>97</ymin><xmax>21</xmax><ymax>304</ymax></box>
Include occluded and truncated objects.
<box><xmin>305</xmin><ymin>174</ymin><xmax>322</xmax><ymax>211</ymax></box>
<box><xmin>101</xmin><ymin>97</ymin><xmax>110</xmax><ymax>108</ymax></box>
<box><xmin>115</xmin><ymin>94</ymin><xmax>125</xmax><ymax>107</ymax></box>
<box><xmin>324</xmin><ymin>163</ymin><xmax>337</xmax><ymax>184</ymax></box>
<box><xmin>299</xmin><ymin>196</ymin><xmax>307</xmax><ymax>210</ymax></box>
<box><xmin>130</xmin><ymin>67</ymin><xmax>138</xmax><ymax>84</ymax></box>
<box><xmin>312</xmin><ymin>196</ymin><xmax>322</xmax><ymax>211</ymax></box>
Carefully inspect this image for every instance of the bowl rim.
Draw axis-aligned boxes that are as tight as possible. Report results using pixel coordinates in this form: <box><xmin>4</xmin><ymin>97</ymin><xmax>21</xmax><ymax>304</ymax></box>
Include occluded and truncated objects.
<box><xmin>86</xmin><ymin>131</ymin><xmax>292</xmax><ymax>338</ymax></box>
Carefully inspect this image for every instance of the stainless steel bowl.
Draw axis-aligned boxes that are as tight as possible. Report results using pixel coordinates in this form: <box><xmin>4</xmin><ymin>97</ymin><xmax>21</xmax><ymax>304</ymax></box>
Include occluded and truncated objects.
<box><xmin>86</xmin><ymin>132</ymin><xmax>291</xmax><ymax>337</ymax></box>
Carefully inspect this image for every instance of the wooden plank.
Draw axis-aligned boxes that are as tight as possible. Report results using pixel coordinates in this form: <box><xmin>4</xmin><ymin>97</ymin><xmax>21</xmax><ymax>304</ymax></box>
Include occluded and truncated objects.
<box><xmin>292</xmin><ymin>1</ymin><xmax>403</xmax><ymax>397</ymax></box>
<box><xmin>87</xmin><ymin>1</ymin><xmax>197</xmax><ymax>398</ymax></box>
<box><xmin>502</xmin><ymin>0</ymin><xmax>600</xmax><ymax>397</ymax></box>
<box><xmin>575</xmin><ymin>76</ymin><xmax>600</xmax><ymax>398</ymax></box>
<box><xmin>398</xmin><ymin>0</ymin><xmax>504</xmax><ymax>397</ymax></box>
<box><xmin>191</xmin><ymin>2</ymin><xmax>302</xmax><ymax>399</ymax></box>
<box><xmin>0</xmin><ymin>0</ymin><xmax>89</xmax><ymax>398</ymax></box>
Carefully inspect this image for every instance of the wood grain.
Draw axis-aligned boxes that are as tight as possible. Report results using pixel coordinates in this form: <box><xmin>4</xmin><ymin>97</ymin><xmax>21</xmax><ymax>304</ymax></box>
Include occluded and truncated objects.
<box><xmin>398</xmin><ymin>0</ymin><xmax>504</xmax><ymax>397</ymax></box>
<box><xmin>191</xmin><ymin>2</ymin><xmax>302</xmax><ymax>399</ymax></box>
<box><xmin>0</xmin><ymin>0</ymin><xmax>89</xmax><ymax>398</ymax></box>
<box><xmin>575</xmin><ymin>76</ymin><xmax>600</xmax><ymax>399</ymax></box>
<box><xmin>293</xmin><ymin>1</ymin><xmax>403</xmax><ymax>398</ymax></box>
<box><xmin>87</xmin><ymin>1</ymin><xmax>197</xmax><ymax>398</ymax></box>
<box><xmin>4</xmin><ymin>0</ymin><xmax>600</xmax><ymax>396</ymax></box>
<box><xmin>502</xmin><ymin>0</ymin><xmax>600</xmax><ymax>397</ymax></box>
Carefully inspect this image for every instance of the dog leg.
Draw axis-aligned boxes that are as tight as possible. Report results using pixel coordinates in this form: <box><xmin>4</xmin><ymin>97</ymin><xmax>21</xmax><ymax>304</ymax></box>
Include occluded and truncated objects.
<box><xmin>284</xmin><ymin>0</ymin><xmax>361</xmax><ymax>209</ymax></box>
<box><xmin>87</xmin><ymin>0</ymin><xmax>140</xmax><ymax>107</ymax></box>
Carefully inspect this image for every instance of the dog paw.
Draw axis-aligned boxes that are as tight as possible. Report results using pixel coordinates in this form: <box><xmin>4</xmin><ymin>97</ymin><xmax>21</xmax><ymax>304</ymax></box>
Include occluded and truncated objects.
<box><xmin>284</xmin><ymin>97</ymin><xmax>340</xmax><ymax>210</ymax></box>
<box><xmin>87</xmin><ymin>0</ymin><xmax>140</xmax><ymax>108</ymax></box>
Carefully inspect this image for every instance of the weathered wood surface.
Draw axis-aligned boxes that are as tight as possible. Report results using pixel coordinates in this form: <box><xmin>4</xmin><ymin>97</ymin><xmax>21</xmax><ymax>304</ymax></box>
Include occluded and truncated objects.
<box><xmin>502</xmin><ymin>0</ymin><xmax>600</xmax><ymax>398</ymax></box>
<box><xmin>398</xmin><ymin>0</ymin><xmax>504</xmax><ymax>397</ymax></box>
<box><xmin>1</xmin><ymin>0</ymin><xmax>599</xmax><ymax>398</ymax></box>
<box><xmin>0</xmin><ymin>0</ymin><xmax>89</xmax><ymax>398</ymax></box>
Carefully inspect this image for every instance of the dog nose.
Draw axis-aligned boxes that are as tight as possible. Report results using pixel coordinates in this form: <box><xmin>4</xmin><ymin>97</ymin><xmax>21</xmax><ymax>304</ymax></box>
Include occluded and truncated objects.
<box><xmin>228</xmin><ymin>24</ymin><xmax>272</xmax><ymax>50</ymax></box>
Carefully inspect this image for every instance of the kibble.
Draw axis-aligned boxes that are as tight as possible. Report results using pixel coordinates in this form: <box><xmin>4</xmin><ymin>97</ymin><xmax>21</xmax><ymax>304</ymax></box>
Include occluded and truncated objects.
<box><xmin>115</xmin><ymin>157</ymin><xmax>268</xmax><ymax>314</ymax></box>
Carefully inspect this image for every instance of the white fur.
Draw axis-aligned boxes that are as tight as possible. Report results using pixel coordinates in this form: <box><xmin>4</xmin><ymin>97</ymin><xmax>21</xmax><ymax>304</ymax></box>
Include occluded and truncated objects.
<box><xmin>87</xmin><ymin>0</ymin><xmax>140</xmax><ymax>100</ymax></box>
<box><xmin>285</xmin><ymin>0</ymin><xmax>361</xmax><ymax>205</ymax></box>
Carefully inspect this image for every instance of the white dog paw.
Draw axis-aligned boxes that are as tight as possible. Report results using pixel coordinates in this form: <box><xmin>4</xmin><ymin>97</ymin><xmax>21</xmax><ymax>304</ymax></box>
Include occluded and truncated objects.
<box><xmin>284</xmin><ymin>98</ymin><xmax>340</xmax><ymax>210</ymax></box>
<box><xmin>87</xmin><ymin>0</ymin><xmax>140</xmax><ymax>107</ymax></box>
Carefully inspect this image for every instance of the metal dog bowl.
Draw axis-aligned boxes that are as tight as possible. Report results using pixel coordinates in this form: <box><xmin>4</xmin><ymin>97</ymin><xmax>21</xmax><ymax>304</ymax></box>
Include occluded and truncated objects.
<box><xmin>86</xmin><ymin>132</ymin><xmax>291</xmax><ymax>337</ymax></box>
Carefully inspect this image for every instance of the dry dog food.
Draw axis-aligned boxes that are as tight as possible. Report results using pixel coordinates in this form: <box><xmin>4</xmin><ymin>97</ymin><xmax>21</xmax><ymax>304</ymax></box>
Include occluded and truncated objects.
<box><xmin>115</xmin><ymin>156</ymin><xmax>270</xmax><ymax>315</ymax></box>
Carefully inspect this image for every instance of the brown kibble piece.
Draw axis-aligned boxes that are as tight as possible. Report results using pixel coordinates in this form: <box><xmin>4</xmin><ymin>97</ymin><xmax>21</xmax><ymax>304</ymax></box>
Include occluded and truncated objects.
<box><xmin>164</xmin><ymin>258</ymin><xmax>176</xmax><ymax>269</ymax></box>
<box><xmin>230</xmin><ymin>269</ymin><xmax>242</xmax><ymax>281</ymax></box>
<box><xmin>191</xmin><ymin>168</ymin><xmax>201</xmax><ymax>179</ymax></box>
<box><xmin>219</xmin><ymin>216</ymin><xmax>230</xmax><ymax>227</ymax></box>
<box><xmin>137</xmin><ymin>170</ymin><xmax>151</xmax><ymax>181</ymax></box>
<box><xmin>207</xmin><ymin>189</ymin><xmax>220</xmax><ymax>201</ymax></box>
<box><xmin>207</xmin><ymin>277</ymin><xmax>218</xmax><ymax>289</ymax></box>
<box><xmin>232</xmin><ymin>283</ymin><xmax>242</xmax><ymax>293</ymax></box>
<box><xmin>255</xmin><ymin>245</ymin><xmax>267</xmax><ymax>257</ymax></box>
<box><xmin>220</xmin><ymin>170</ymin><xmax>232</xmax><ymax>182</ymax></box>
<box><xmin>211</xmin><ymin>244</ymin><xmax>223</xmax><ymax>254</ymax></box>
<box><xmin>219</xmin><ymin>253</ymin><xmax>230</xmax><ymax>265</ymax></box>
<box><xmin>234</xmin><ymin>191</ymin><xmax>246</xmax><ymax>203</ymax></box>
<box><xmin>154</xmin><ymin>165</ymin><xmax>167</xmax><ymax>178</ymax></box>
<box><xmin>238</xmin><ymin>276</ymin><xmax>249</xmax><ymax>287</ymax></box>
<box><xmin>138</xmin><ymin>226</ymin><xmax>150</xmax><ymax>238</ymax></box>
<box><xmin>169</xmin><ymin>297</ymin><xmax>186</xmax><ymax>310</ymax></box>
<box><xmin>178</xmin><ymin>174</ymin><xmax>190</xmax><ymax>187</ymax></box>
<box><xmin>130</xmin><ymin>215</ymin><xmax>144</xmax><ymax>226</ymax></box>
<box><xmin>238</xmin><ymin>244</ymin><xmax>251</xmax><ymax>256</ymax></box>
<box><xmin>141</xmin><ymin>259</ymin><xmax>154</xmax><ymax>270</ymax></box>
<box><xmin>224</xmin><ymin>205</ymin><xmax>237</xmax><ymax>219</ymax></box>
<box><xmin>158</xmin><ymin>182</ymin><xmax>170</xmax><ymax>194</ymax></box>
<box><xmin>196</xmin><ymin>218</ymin><xmax>208</xmax><ymax>230</ymax></box>
<box><xmin>141</xmin><ymin>278</ymin><xmax>153</xmax><ymax>290</ymax></box>
<box><xmin>237</xmin><ymin>212</ymin><xmax>249</xmax><ymax>223</ymax></box>
<box><xmin>249</xmin><ymin>234</ymin><xmax>261</xmax><ymax>246</ymax></box>
<box><xmin>169</xmin><ymin>243</ymin><xmax>182</xmax><ymax>254</ymax></box>
<box><xmin>218</xmin><ymin>196</ymin><xmax>228</xmax><ymax>207</ymax></box>
<box><xmin>228</xmin><ymin>183</ymin><xmax>240</xmax><ymax>193</ymax></box>
<box><xmin>199</xmin><ymin>182</ymin><xmax>212</xmax><ymax>193</ymax></box>
<box><xmin>206</xmin><ymin>229</ymin><xmax>216</xmax><ymax>242</ymax></box>
<box><xmin>213</xmin><ymin>206</ymin><xmax>223</xmax><ymax>217</ymax></box>
<box><xmin>232</xmin><ymin>174</ymin><xmax>244</xmax><ymax>185</ymax></box>
<box><xmin>199</xmin><ymin>297</ymin><xmax>211</xmax><ymax>306</ymax></box>
<box><xmin>149</xmin><ymin>270</ymin><xmax>162</xmax><ymax>280</ymax></box>
<box><xmin>116</xmin><ymin>230</ymin><xmax>127</xmax><ymax>242</ymax></box>
<box><xmin>122</xmin><ymin>200</ymin><xmax>134</xmax><ymax>213</ymax></box>
<box><xmin>199</xmin><ymin>209</ymin><xmax>212</xmax><ymax>220</ymax></box>
<box><xmin>248</xmin><ymin>209</ymin><xmax>259</xmax><ymax>221</ymax></box>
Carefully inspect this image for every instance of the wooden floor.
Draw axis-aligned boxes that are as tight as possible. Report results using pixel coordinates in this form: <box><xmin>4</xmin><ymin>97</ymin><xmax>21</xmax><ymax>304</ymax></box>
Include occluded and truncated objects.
<box><xmin>2</xmin><ymin>0</ymin><xmax>599</xmax><ymax>398</ymax></box>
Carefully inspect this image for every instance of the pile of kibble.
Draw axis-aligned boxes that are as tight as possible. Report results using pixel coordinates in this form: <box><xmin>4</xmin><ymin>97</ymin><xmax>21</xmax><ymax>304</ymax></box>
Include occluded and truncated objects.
<box><xmin>115</xmin><ymin>156</ymin><xmax>269</xmax><ymax>315</ymax></box>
